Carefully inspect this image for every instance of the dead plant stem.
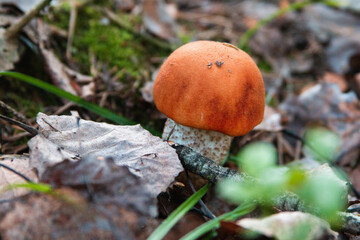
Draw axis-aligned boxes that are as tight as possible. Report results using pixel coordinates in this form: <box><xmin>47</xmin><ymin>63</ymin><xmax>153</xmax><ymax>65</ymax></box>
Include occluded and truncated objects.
<box><xmin>4</xmin><ymin>0</ymin><xmax>52</xmax><ymax>39</ymax></box>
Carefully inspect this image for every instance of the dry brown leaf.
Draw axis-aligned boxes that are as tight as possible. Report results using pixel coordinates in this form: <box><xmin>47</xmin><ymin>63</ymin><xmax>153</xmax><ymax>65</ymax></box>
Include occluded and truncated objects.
<box><xmin>142</xmin><ymin>0</ymin><xmax>178</xmax><ymax>42</ymax></box>
<box><xmin>280</xmin><ymin>83</ymin><xmax>360</xmax><ymax>158</ymax></box>
<box><xmin>40</xmin><ymin>46</ymin><xmax>95</xmax><ymax>99</ymax></box>
<box><xmin>41</xmin><ymin>157</ymin><xmax>157</xmax><ymax>216</ymax></box>
<box><xmin>237</xmin><ymin>212</ymin><xmax>337</xmax><ymax>240</ymax></box>
<box><xmin>0</xmin><ymin>154</ymin><xmax>38</xmax><ymax>200</ymax></box>
<box><xmin>305</xmin><ymin>5</ymin><xmax>360</xmax><ymax>75</ymax></box>
<box><xmin>28</xmin><ymin>113</ymin><xmax>183</xmax><ymax>197</ymax></box>
<box><xmin>254</xmin><ymin>105</ymin><xmax>283</xmax><ymax>132</ymax></box>
<box><xmin>322</xmin><ymin>72</ymin><xmax>348</xmax><ymax>92</ymax></box>
<box><xmin>0</xmin><ymin>166</ymin><xmax>159</xmax><ymax>240</ymax></box>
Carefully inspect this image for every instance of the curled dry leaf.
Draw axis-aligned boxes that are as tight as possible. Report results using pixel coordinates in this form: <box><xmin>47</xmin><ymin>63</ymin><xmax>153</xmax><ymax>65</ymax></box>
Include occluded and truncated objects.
<box><xmin>28</xmin><ymin>113</ymin><xmax>183</xmax><ymax>197</ymax></box>
<box><xmin>0</xmin><ymin>169</ymin><xmax>159</xmax><ymax>240</ymax></box>
<box><xmin>280</xmin><ymin>83</ymin><xmax>360</xmax><ymax>158</ymax></box>
<box><xmin>237</xmin><ymin>212</ymin><xmax>337</xmax><ymax>240</ymax></box>
<box><xmin>0</xmin><ymin>154</ymin><xmax>38</xmax><ymax>200</ymax></box>
<box><xmin>39</xmin><ymin>46</ymin><xmax>95</xmax><ymax>99</ymax></box>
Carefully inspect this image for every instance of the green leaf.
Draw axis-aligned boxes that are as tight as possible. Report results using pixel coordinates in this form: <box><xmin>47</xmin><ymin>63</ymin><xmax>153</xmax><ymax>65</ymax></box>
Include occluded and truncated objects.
<box><xmin>147</xmin><ymin>184</ymin><xmax>209</xmax><ymax>240</ymax></box>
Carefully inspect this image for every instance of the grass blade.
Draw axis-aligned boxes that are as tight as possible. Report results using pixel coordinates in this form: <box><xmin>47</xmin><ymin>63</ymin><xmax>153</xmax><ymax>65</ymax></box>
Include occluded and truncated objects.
<box><xmin>0</xmin><ymin>71</ymin><xmax>133</xmax><ymax>124</ymax></box>
<box><xmin>180</xmin><ymin>202</ymin><xmax>256</xmax><ymax>240</ymax></box>
<box><xmin>147</xmin><ymin>184</ymin><xmax>210</xmax><ymax>240</ymax></box>
<box><xmin>0</xmin><ymin>71</ymin><xmax>160</xmax><ymax>135</ymax></box>
<box><xmin>6</xmin><ymin>182</ymin><xmax>53</xmax><ymax>193</ymax></box>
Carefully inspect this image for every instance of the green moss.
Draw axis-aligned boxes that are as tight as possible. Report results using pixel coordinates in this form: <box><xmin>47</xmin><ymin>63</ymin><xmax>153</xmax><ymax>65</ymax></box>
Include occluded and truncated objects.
<box><xmin>75</xmin><ymin>21</ymin><xmax>145</xmax><ymax>78</ymax></box>
<box><xmin>45</xmin><ymin>6</ymin><xmax>153</xmax><ymax>80</ymax></box>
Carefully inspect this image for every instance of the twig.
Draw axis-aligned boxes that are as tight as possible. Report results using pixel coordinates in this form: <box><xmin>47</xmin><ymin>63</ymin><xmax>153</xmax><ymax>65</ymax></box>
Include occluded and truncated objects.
<box><xmin>184</xmin><ymin>169</ymin><xmax>216</xmax><ymax>219</ymax></box>
<box><xmin>170</xmin><ymin>143</ymin><xmax>241</xmax><ymax>183</ymax></box>
<box><xmin>0</xmin><ymin>163</ymin><xmax>33</xmax><ymax>182</ymax></box>
<box><xmin>277</xmin><ymin>132</ymin><xmax>284</xmax><ymax>165</ymax></box>
<box><xmin>0</xmin><ymin>100</ymin><xmax>28</xmax><ymax>123</ymax></box>
<box><xmin>0</xmin><ymin>114</ymin><xmax>38</xmax><ymax>136</ymax></box>
<box><xmin>0</xmin><ymin>127</ymin><xmax>2</xmax><ymax>154</ymax></box>
<box><xmin>66</xmin><ymin>0</ymin><xmax>78</xmax><ymax>59</ymax></box>
<box><xmin>4</xmin><ymin>0</ymin><xmax>52</xmax><ymax>39</ymax></box>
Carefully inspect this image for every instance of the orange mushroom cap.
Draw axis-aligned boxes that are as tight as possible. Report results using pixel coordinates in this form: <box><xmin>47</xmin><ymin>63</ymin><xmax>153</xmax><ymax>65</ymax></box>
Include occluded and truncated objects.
<box><xmin>153</xmin><ymin>41</ymin><xmax>265</xmax><ymax>137</ymax></box>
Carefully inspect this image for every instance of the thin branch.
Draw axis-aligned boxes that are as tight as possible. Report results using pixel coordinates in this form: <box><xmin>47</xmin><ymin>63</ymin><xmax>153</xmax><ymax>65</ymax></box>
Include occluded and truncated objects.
<box><xmin>0</xmin><ymin>100</ymin><xmax>27</xmax><ymax>123</ymax></box>
<box><xmin>4</xmin><ymin>0</ymin><xmax>52</xmax><ymax>39</ymax></box>
<box><xmin>66</xmin><ymin>0</ymin><xmax>77</xmax><ymax>59</ymax></box>
<box><xmin>0</xmin><ymin>163</ymin><xmax>33</xmax><ymax>182</ymax></box>
<box><xmin>0</xmin><ymin>114</ymin><xmax>38</xmax><ymax>136</ymax></box>
<box><xmin>185</xmin><ymin>169</ymin><xmax>216</xmax><ymax>219</ymax></box>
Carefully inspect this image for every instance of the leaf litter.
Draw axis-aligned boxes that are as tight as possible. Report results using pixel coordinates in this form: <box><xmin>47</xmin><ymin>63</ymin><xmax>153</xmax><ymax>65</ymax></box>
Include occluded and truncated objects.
<box><xmin>0</xmin><ymin>112</ymin><xmax>184</xmax><ymax>239</ymax></box>
<box><xmin>1</xmin><ymin>0</ymin><xmax>360</xmax><ymax>239</ymax></box>
<box><xmin>29</xmin><ymin>112</ymin><xmax>183</xmax><ymax>197</ymax></box>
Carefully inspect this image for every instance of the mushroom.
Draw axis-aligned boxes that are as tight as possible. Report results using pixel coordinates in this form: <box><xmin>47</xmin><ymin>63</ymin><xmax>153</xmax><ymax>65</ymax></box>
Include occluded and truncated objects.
<box><xmin>153</xmin><ymin>41</ymin><xmax>265</xmax><ymax>164</ymax></box>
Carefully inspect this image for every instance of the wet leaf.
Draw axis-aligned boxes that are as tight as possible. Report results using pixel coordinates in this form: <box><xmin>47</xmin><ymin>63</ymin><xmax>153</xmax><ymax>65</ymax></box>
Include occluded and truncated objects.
<box><xmin>28</xmin><ymin>113</ymin><xmax>183</xmax><ymax>197</ymax></box>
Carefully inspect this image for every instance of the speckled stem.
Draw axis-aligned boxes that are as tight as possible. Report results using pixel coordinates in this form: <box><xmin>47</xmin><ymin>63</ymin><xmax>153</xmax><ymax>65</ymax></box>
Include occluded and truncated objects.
<box><xmin>162</xmin><ymin>118</ymin><xmax>233</xmax><ymax>164</ymax></box>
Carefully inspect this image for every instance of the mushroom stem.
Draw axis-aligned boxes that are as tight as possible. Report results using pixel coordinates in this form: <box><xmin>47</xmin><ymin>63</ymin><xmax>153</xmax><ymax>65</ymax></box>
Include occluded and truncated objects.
<box><xmin>163</xmin><ymin>119</ymin><xmax>233</xmax><ymax>165</ymax></box>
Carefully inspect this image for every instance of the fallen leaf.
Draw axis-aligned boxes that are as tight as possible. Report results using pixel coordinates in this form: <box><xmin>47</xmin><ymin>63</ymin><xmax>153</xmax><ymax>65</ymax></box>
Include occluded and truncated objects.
<box><xmin>28</xmin><ymin>113</ymin><xmax>183</xmax><ymax>197</ymax></box>
<box><xmin>142</xmin><ymin>0</ymin><xmax>179</xmax><ymax>42</ymax></box>
<box><xmin>237</xmin><ymin>212</ymin><xmax>337</xmax><ymax>240</ymax></box>
<box><xmin>305</xmin><ymin>4</ymin><xmax>360</xmax><ymax>74</ymax></box>
<box><xmin>280</xmin><ymin>83</ymin><xmax>360</xmax><ymax>158</ymax></box>
<box><xmin>41</xmin><ymin>157</ymin><xmax>158</xmax><ymax>215</ymax></box>
<box><xmin>0</xmin><ymin>153</ymin><xmax>160</xmax><ymax>239</ymax></box>
<box><xmin>254</xmin><ymin>105</ymin><xmax>283</xmax><ymax>132</ymax></box>
<box><xmin>40</xmin><ymin>46</ymin><xmax>95</xmax><ymax>99</ymax></box>
<box><xmin>140</xmin><ymin>81</ymin><xmax>154</xmax><ymax>103</ymax></box>
<box><xmin>322</xmin><ymin>72</ymin><xmax>348</xmax><ymax>92</ymax></box>
<box><xmin>0</xmin><ymin>154</ymin><xmax>38</xmax><ymax>200</ymax></box>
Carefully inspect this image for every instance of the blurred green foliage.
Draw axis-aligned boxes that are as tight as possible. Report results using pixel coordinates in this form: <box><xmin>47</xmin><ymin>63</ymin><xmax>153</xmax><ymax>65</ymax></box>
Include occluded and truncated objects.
<box><xmin>235</xmin><ymin>142</ymin><xmax>277</xmax><ymax>177</ymax></box>
<box><xmin>304</xmin><ymin>126</ymin><xmax>341</xmax><ymax>162</ymax></box>
<box><xmin>217</xmin><ymin>132</ymin><xmax>347</xmax><ymax>229</ymax></box>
